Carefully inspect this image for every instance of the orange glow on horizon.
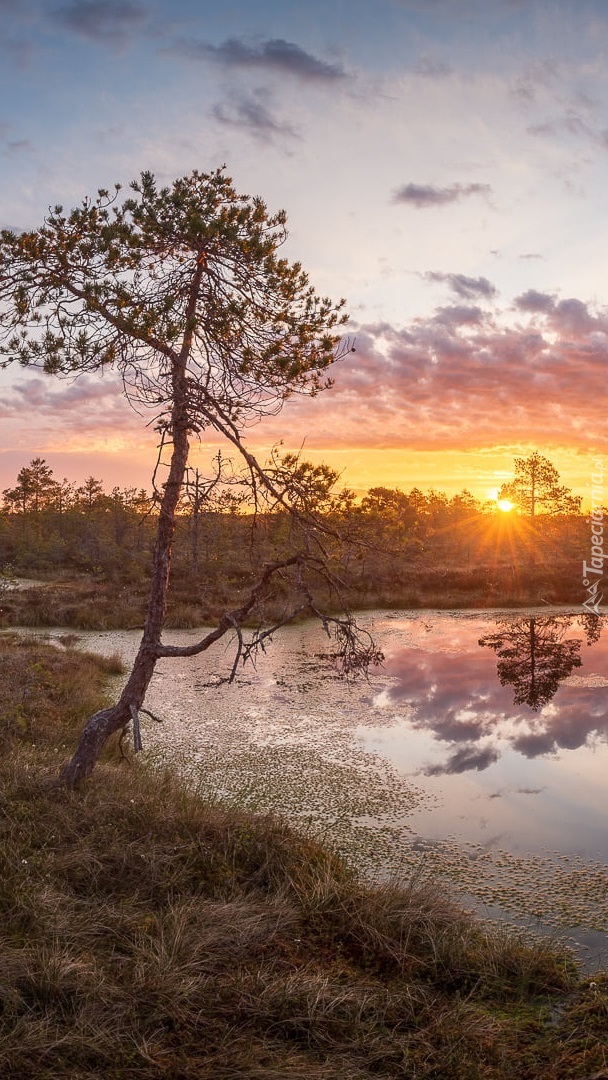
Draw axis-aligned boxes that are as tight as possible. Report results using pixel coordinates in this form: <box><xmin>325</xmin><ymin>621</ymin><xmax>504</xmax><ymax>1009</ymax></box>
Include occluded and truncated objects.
<box><xmin>0</xmin><ymin>440</ymin><xmax>595</xmax><ymax>510</ymax></box>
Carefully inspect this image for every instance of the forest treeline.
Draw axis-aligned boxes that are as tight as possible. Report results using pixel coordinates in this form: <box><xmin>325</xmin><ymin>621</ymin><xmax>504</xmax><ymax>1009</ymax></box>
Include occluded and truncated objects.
<box><xmin>0</xmin><ymin>456</ymin><xmax>592</xmax><ymax>623</ymax></box>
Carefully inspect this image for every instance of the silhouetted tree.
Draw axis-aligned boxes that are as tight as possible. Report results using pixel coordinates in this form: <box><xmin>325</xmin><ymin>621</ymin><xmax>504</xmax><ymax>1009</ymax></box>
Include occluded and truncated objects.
<box><xmin>499</xmin><ymin>452</ymin><xmax>581</xmax><ymax>518</ymax></box>
<box><xmin>2</xmin><ymin>457</ymin><xmax>58</xmax><ymax>515</ymax></box>
<box><xmin>479</xmin><ymin>615</ymin><xmax>585</xmax><ymax>710</ymax></box>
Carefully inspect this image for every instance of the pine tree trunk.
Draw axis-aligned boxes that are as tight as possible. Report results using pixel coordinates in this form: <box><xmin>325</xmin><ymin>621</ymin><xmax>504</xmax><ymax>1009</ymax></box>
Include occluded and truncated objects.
<box><xmin>59</xmin><ymin>373</ymin><xmax>190</xmax><ymax>786</ymax></box>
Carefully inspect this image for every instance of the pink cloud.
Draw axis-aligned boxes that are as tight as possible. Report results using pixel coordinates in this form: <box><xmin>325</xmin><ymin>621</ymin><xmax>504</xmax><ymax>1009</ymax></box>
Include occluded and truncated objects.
<box><xmin>259</xmin><ymin>292</ymin><xmax>608</xmax><ymax>452</ymax></box>
<box><xmin>0</xmin><ymin>373</ymin><xmax>143</xmax><ymax>432</ymax></box>
<box><xmin>2</xmin><ymin>289</ymin><xmax>608</xmax><ymax>462</ymax></box>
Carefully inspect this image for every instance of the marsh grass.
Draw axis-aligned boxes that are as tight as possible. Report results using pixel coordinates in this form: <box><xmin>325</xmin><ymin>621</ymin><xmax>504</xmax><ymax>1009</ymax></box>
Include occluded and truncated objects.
<box><xmin>0</xmin><ymin>556</ymin><xmax>584</xmax><ymax>633</ymax></box>
<box><xmin>0</xmin><ymin>578</ymin><xmax>149</xmax><ymax>630</ymax></box>
<box><xmin>0</xmin><ymin>635</ymin><xmax>607</xmax><ymax>1077</ymax></box>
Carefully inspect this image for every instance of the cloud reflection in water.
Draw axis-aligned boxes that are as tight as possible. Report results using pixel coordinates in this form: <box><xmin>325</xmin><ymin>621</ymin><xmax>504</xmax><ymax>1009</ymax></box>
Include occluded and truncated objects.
<box><xmin>378</xmin><ymin>614</ymin><xmax>607</xmax><ymax>775</ymax></box>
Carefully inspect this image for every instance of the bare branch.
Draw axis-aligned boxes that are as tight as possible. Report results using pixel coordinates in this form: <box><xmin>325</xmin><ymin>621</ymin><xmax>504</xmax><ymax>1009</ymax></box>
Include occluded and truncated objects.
<box><xmin>155</xmin><ymin>554</ymin><xmax>306</xmax><ymax>658</ymax></box>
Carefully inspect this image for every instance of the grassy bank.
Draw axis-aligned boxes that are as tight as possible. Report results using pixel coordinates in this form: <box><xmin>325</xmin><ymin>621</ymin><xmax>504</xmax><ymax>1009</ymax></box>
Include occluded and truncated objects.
<box><xmin>0</xmin><ymin>559</ymin><xmax>585</xmax><ymax>632</ymax></box>
<box><xmin>1</xmin><ymin>634</ymin><xmax>607</xmax><ymax>1078</ymax></box>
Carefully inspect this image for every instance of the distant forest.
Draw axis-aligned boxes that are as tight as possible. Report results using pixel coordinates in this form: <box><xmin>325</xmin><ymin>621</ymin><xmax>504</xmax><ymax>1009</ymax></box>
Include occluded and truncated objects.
<box><xmin>0</xmin><ymin>456</ymin><xmax>595</xmax><ymax>624</ymax></box>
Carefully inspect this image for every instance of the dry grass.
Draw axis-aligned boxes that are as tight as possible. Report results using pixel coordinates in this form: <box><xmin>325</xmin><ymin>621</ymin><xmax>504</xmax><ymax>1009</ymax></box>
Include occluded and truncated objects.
<box><xmin>0</xmin><ymin>633</ymin><xmax>606</xmax><ymax>1077</ymax></box>
<box><xmin>0</xmin><ymin>578</ymin><xmax>149</xmax><ymax>630</ymax></box>
<box><xmin>0</xmin><ymin>553</ymin><xmax>585</xmax><ymax>634</ymax></box>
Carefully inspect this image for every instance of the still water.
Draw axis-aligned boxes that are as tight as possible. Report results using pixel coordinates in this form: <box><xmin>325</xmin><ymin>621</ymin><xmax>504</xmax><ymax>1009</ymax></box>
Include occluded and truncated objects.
<box><xmin>36</xmin><ymin>607</ymin><xmax>608</xmax><ymax>964</ymax></box>
<box><xmin>362</xmin><ymin>610</ymin><xmax>608</xmax><ymax>861</ymax></box>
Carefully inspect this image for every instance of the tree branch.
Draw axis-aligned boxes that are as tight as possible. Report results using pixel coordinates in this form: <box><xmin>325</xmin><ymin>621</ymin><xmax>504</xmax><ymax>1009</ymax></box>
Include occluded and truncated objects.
<box><xmin>154</xmin><ymin>554</ymin><xmax>306</xmax><ymax>658</ymax></box>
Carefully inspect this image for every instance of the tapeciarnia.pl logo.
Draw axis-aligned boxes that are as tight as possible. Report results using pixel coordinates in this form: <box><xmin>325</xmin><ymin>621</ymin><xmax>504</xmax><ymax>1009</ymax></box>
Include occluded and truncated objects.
<box><xmin>582</xmin><ymin>459</ymin><xmax>605</xmax><ymax>615</ymax></box>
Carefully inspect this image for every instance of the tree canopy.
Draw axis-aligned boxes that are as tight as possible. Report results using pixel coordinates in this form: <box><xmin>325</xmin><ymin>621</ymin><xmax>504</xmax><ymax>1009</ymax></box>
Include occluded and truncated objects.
<box><xmin>1</xmin><ymin>169</ymin><xmax>348</xmax><ymax>429</ymax></box>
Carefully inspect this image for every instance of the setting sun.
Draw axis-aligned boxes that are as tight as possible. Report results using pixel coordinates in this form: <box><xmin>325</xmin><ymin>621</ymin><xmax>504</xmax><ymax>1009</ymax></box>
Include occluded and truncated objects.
<box><xmin>496</xmin><ymin>498</ymin><xmax>515</xmax><ymax>513</ymax></box>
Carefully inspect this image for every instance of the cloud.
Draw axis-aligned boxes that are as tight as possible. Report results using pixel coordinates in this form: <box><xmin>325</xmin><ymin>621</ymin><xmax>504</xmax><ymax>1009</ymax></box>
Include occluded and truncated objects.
<box><xmin>425</xmin><ymin>272</ymin><xmax>498</xmax><ymax>300</ymax></box>
<box><xmin>514</xmin><ymin>293</ymin><xmax>601</xmax><ymax>336</ymax></box>
<box><xmin>212</xmin><ymin>90</ymin><xmax>297</xmax><ymax>141</ymax></box>
<box><xmin>514</xmin><ymin>289</ymin><xmax>556</xmax><ymax>314</ymax></box>
<box><xmin>432</xmin><ymin>304</ymin><xmax>485</xmax><ymax>327</ymax></box>
<box><xmin>511</xmin><ymin>732</ymin><xmax>557</xmax><ymax>757</ymax></box>
<box><xmin>0</xmin><ymin>374</ymin><xmax>137</xmax><ymax>433</ymax></box>
<box><xmin>392</xmin><ymin>182</ymin><xmax>492</xmax><ymax>208</ymax></box>
<box><xmin>51</xmin><ymin>1</ymin><xmax>149</xmax><ymax>47</ymax></box>
<box><xmin>5</xmin><ymin>297</ymin><xmax>608</xmax><ymax>489</ymax></box>
<box><xmin>527</xmin><ymin>109</ymin><xmax>608</xmax><ymax>154</ymax></box>
<box><xmin>168</xmin><ymin>36</ymin><xmax>347</xmax><ymax>82</ymax></box>
<box><xmin>551</xmin><ymin>297</ymin><xmax>599</xmax><ymax>336</ymax></box>
<box><xmin>423</xmin><ymin>744</ymin><xmax>500</xmax><ymax>775</ymax></box>
<box><xmin>261</xmin><ymin>288</ymin><xmax>608</xmax><ymax>453</ymax></box>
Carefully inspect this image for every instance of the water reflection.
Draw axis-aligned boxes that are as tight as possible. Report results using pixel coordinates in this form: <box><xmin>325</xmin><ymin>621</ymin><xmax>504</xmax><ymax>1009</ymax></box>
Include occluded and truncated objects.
<box><xmin>379</xmin><ymin>613</ymin><xmax>607</xmax><ymax>775</ymax></box>
<box><xmin>478</xmin><ymin>615</ymin><xmax>600</xmax><ymax>711</ymax></box>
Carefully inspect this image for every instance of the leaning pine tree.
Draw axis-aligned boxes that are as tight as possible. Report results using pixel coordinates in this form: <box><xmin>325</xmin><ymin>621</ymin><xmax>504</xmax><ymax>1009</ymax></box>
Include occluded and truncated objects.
<box><xmin>0</xmin><ymin>169</ymin><xmax>379</xmax><ymax>785</ymax></box>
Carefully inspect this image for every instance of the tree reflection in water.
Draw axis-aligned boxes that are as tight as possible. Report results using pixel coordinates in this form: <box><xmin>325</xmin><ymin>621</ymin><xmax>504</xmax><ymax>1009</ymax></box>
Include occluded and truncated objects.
<box><xmin>478</xmin><ymin>615</ymin><xmax>601</xmax><ymax>711</ymax></box>
<box><xmin>377</xmin><ymin>613</ymin><xmax>605</xmax><ymax>775</ymax></box>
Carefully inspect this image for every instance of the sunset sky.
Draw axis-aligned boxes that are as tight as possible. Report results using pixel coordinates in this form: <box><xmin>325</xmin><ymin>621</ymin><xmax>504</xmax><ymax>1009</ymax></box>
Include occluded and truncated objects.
<box><xmin>1</xmin><ymin>0</ymin><xmax>608</xmax><ymax>503</ymax></box>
